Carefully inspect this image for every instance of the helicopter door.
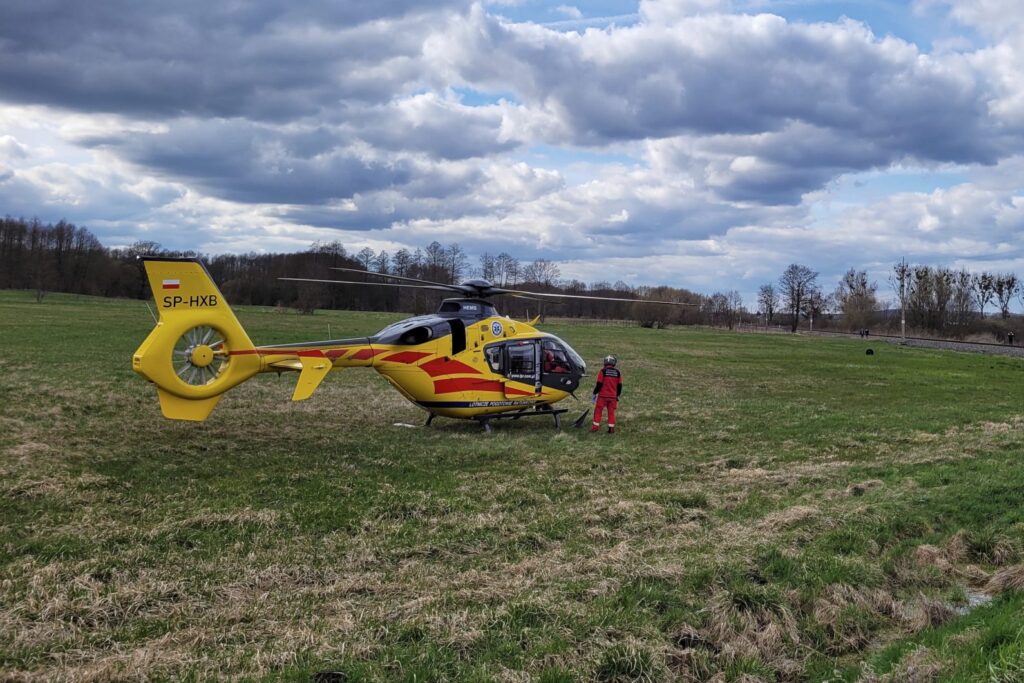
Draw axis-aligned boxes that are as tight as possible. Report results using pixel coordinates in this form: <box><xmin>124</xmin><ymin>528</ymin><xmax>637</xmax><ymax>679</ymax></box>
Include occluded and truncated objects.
<box><xmin>503</xmin><ymin>340</ymin><xmax>541</xmax><ymax>395</ymax></box>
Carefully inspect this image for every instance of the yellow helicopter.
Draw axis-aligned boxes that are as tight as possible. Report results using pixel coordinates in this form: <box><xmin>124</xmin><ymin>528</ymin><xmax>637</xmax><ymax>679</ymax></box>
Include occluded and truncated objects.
<box><xmin>132</xmin><ymin>257</ymin><xmax>684</xmax><ymax>430</ymax></box>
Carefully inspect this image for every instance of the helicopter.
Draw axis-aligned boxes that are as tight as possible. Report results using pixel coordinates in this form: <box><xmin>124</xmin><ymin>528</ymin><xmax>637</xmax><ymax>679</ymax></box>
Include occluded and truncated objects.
<box><xmin>132</xmin><ymin>256</ymin><xmax>686</xmax><ymax>430</ymax></box>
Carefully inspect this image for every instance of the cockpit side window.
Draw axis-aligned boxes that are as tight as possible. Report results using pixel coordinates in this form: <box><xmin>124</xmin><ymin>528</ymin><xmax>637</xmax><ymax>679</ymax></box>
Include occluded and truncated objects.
<box><xmin>485</xmin><ymin>341</ymin><xmax>540</xmax><ymax>382</ymax></box>
<box><xmin>398</xmin><ymin>326</ymin><xmax>432</xmax><ymax>345</ymax></box>
<box><xmin>506</xmin><ymin>342</ymin><xmax>536</xmax><ymax>379</ymax></box>
<box><xmin>541</xmin><ymin>340</ymin><xmax>571</xmax><ymax>374</ymax></box>
<box><xmin>375</xmin><ymin>317</ymin><xmax>438</xmax><ymax>345</ymax></box>
<box><xmin>485</xmin><ymin>345</ymin><xmax>502</xmax><ymax>372</ymax></box>
<box><xmin>374</xmin><ymin>316</ymin><xmax>459</xmax><ymax>346</ymax></box>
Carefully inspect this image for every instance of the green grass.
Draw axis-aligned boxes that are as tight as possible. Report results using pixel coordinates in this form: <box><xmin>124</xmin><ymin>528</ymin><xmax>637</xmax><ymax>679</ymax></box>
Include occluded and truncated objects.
<box><xmin>2</xmin><ymin>290</ymin><xmax>1024</xmax><ymax>681</ymax></box>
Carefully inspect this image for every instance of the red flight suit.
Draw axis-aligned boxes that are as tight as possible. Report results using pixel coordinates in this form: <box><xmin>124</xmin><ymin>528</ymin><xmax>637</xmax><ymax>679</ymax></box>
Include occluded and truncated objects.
<box><xmin>591</xmin><ymin>364</ymin><xmax>622</xmax><ymax>432</ymax></box>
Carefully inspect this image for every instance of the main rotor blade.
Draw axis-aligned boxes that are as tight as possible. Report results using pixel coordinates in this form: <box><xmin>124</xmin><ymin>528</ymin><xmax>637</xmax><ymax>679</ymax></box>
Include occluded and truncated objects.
<box><xmin>330</xmin><ymin>267</ymin><xmax>451</xmax><ymax>288</ymax></box>
<box><xmin>507</xmin><ymin>293</ymin><xmax>547</xmax><ymax>302</ymax></box>
<box><xmin>280</xmin><ymin>277</ymin><xmax>460</xmax><ymax>294</ymax></box>
<box><xmin>489</xmin><ymin>288</ymin><xmax>696</xmax><ymax>306</ymax></box>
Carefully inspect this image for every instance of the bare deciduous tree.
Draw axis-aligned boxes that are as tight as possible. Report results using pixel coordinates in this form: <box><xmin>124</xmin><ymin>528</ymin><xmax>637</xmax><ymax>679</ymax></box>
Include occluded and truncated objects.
<box><xmin>392</xmin><ymin>248</ymin><xmax>413</xmax><ymax>276</ymax></box>
<box><xmin>478</xmin><ymin>252</ymin><xmax>495</xmax><ymax>281</ymax></box>
<box><xmin>833</xmin><ymin>269</ymin><xmax>878</xmax><ymax>331</ymax></box>
<box><xmin>779</xmin><ymin>264</ymin><xmax>818</xmax><ymax>332</ymax></box>
<box><xmin>801</xmin><ymin>288</ymin><xmax>830</xmax><ymax>329</ymax></box>
<box><xmin>373</xmin><ymin>250</ymin><xmax>390</xmax><ymax>274</ymax></box>
<box><xmin>446</xmin><ymin>243</ymin><xmax>468</xmax><ymax>283</ymax></box>
<box><xmin>994</xmin><ymin>273</ymin><xmax>1019</xmax><ymax>319</ymax></box>
<box><xmin>726</xmin><ymin>290</ymin><xmax>744</xmax><ymax>330</ymax></box>
<box><xmin>757</xmin><ymin>283</ymin><xmax>779</xmax><ymax>324</ymax></box>
<box><xmin>973</xmin><ymin>272</ymin><xmax>995</xmax><ymax>319</ymax></box>
<box><xmin>949</xmin><ymin>268</ymin><xmax>976</xmax><ymax>333</ymax></box>
<box><xmin>522</xmin><ymin>259</ymin><xmax>561</xmax><ymax>287</ymax></box>
<box><xmin>494</xmin><ymin>252</ymin><xmax>519</xmax><ymax>287</ymax></box>
<box><xmin>356</xmin><ymin>247</ymin><xmax>375</xmax><ymax>271</ymax></box>
<box><xmin>423</xmin><ymin>241</ymin><xmax>447</xmax><ymax>282</ymax></box>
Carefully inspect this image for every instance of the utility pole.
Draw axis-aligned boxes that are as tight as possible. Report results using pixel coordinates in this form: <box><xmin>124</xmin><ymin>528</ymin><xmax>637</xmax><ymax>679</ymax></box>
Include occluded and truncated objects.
<box><xmin>900</xmin><ymin>261</ymin><xmax>907</xmax><ymax>340</ymax></box>
<box><xmin>893</xmin><ymin>258</ymin><xmax>909</xmax><ymax>341</ymax></box>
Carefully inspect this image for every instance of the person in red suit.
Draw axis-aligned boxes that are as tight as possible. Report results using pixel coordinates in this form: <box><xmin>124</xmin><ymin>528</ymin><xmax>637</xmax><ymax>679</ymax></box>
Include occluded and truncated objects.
<box><xmin>590</xmin><ymin>355</ymin><xmax>622</xmax><ymax>433</ymax></box>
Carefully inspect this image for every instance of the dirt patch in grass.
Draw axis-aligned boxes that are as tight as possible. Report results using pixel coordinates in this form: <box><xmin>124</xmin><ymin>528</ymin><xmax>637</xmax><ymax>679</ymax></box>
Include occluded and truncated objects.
<box><xmin>846</xmin><ymin>479</ymin><xmax>884</xmax><ymax>497</ymax></box>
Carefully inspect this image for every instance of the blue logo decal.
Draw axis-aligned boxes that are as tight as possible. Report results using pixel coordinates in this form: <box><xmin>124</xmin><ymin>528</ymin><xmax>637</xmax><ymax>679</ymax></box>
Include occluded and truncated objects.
<box><xmin>491</xmin><ymin>321</ymin><xmax>503</xmax><ymax>336</ymax></box>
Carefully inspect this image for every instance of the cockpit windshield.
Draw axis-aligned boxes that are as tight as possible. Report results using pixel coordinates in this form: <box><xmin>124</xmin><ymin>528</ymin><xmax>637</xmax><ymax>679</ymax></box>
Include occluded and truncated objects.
<box><xmin>543</xmin><ymin>335</ymin><xmax>586</xmax><ymax>375</ymax></box>
<box><xmin>373</xmin><ymin>316</ymin><xmax>448</xmax><ymax>345</ymax></box>
<box><xmin>374</xmin><ymin>316</ymin><xmax>434</xmax><ymax>339</ymax></box>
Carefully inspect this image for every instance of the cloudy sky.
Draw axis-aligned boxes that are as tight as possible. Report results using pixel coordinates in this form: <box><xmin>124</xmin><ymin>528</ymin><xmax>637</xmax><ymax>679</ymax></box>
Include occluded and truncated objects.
<box><xmin>2</xmin><ymin>0</ymin><xmax>1023</xmax><ymax>302</ymax></box>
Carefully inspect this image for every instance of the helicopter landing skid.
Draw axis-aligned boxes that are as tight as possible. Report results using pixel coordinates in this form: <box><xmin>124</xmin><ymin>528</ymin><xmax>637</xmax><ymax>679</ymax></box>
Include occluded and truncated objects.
<box><xmin>474</xmin><ymin>407</ymin><xmax>569</xmax><ymax>432</ymax></box>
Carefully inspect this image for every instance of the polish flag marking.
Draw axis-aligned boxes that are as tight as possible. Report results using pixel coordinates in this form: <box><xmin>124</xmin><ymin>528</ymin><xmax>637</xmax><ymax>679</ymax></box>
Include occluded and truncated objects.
<box><xmin>162</xmin><ymin>279</ymin><xmax>180</xmax><ymax>289</ymax></box>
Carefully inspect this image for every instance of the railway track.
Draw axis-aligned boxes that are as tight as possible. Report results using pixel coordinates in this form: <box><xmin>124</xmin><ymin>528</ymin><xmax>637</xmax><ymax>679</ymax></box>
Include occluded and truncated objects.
<box><xmin>807</xmin><ymin>329</ymin><xmax>1024</xmax><ymax>358</ymax></box>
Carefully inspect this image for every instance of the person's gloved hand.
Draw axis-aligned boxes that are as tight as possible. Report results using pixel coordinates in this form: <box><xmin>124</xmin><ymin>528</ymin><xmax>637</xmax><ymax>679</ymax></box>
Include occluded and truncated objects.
<box><xmin>591</xmin><ymin>394</ymin><xmax>597</xmax><ymax>403</ymax></box>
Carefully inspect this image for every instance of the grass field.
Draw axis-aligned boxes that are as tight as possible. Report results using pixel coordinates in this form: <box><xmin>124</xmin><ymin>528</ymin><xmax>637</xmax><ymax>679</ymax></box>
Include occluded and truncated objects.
<box><xmin>3</xmin><ymin>290</ymin><xmax>1024</xmax><ymax>682</ymax></box>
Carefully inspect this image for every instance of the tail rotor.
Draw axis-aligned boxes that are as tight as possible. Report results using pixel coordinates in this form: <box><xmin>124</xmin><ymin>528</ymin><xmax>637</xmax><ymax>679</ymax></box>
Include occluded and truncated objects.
<box><xmin>173</xmin><ymin>325</ymin><xmax>229</xmax><ymax>386</ymax></box>
<box><xmin>133</xmin><ymin>258</ymin><xmax>261</xmax><ymax>421</ymax></box>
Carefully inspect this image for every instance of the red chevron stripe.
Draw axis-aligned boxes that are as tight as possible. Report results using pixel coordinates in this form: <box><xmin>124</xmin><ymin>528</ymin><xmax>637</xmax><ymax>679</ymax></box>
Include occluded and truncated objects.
<box><xmin>432</xmin><ymin>378</ymin><xmax>535</xmax><ymax>396</ymax></box>
<box><xmin>419</xmin><ymin>357</ymin><xmax>480</xmax><ymax>377</ymax></box>
<box><xmin>351</xmin><ymin>348</ymin><xmax>388</xmax><ymax>360</ymax></box>
<box><xmin>433</xmin><ymin>378</ymin><xmax>502</xmax><ymax>394</ymax></box>
<box><xmin>383</xmin><ymin>351</ymin><xmax>432</xmax><ymax>364</ymax></box>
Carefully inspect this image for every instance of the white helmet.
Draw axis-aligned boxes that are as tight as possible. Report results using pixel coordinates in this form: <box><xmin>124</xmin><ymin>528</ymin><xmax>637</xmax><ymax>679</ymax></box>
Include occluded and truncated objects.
<box><xmin>603</xmin><ymin>355</ymin><xmax>617</xmax><ymax>366</ymax></box>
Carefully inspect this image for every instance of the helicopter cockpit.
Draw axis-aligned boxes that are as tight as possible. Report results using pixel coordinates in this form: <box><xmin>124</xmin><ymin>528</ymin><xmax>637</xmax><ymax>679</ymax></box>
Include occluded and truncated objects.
<box><xmin>484</xmin><ymin>334</ymin><xmax>585</xmax><ymax>393</ymax></box>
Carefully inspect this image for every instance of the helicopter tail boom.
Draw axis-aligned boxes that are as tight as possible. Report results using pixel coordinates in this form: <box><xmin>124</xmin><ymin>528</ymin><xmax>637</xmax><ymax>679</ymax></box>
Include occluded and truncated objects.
<box><xmin>133</xmin><ymin>257</ymin><xmax>261</xmax><ymax>421</ymax></box>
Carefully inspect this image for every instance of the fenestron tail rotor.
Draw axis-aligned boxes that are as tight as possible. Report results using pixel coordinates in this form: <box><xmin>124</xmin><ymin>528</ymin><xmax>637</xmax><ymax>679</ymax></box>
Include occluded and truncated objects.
<box><xmin>172</xmin><ymin>325</ymin><xmax>229</xmax><ymax>386</ymax></box>
<box><xmin>133</xmin><ymin>258</ymin><xmax>260</xmax><ymax>421</ymax></box>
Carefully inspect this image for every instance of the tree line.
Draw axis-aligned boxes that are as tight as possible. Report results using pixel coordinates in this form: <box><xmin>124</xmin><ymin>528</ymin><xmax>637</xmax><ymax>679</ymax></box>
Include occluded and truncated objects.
<box><xmin>4</xmin><ymin>215</ymin><xmax>1020</xmax><ymax>337</ymax></box>
<box><xmin>0</xmin><ymin>216</ymin><xmax>706</xmax><ymax>321</ymax></box>
<box><xmin>758</xmin><ymin>262</ymin><xmax>1022</xmax><ymax>339</ymax></box>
